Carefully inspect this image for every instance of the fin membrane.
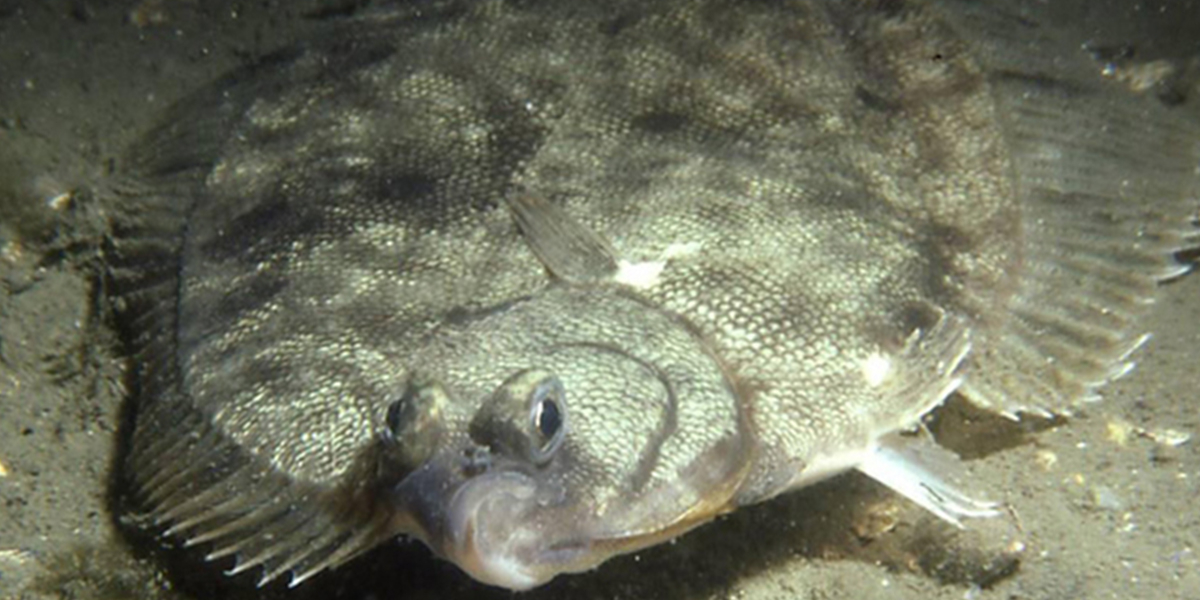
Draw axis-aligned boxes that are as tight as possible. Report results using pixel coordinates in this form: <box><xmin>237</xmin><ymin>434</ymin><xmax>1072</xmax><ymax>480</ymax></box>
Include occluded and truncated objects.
<box><xmin>872</xmin><ymin>309</ymin><xmax>973</xmax><ymax>428</ymax></box>
<box><xmin>127</xmin><ymin>388</ymin><xmax>393</xmax><ymax>587</ymax></box>
<box><xmin>110</xmin><ymin>49</ymin><xmax>400</xmax><ymax>587</ymax></box>
<box><xmin>944</xmin><ymin>3</ymin><xmax>1200</xmax><ymax>417</ymax></box>
<box><xmin>504</xmin><ymin>193</ymin><xmax>619</xmax><ymax>283</ymax></box>
<box><xmin>857</xmin><ymin>432</ymin><xmax>1000</xmax><ymax>527</ymax></box>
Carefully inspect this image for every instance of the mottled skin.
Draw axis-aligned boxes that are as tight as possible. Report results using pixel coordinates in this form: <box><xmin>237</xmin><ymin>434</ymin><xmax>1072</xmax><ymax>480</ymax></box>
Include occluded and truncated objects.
<box><xmin>110</xmin><ymin>0</ymin><xmax>1197</xmax><ymax>591</ymax></box>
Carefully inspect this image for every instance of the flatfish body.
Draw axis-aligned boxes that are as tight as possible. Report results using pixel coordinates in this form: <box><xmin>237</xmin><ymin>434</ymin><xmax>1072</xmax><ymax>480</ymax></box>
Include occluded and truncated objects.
<box><xmin>108</xmin><ymin>0</ymin><xmax>1199</xmax><ymax>590</ymax></box>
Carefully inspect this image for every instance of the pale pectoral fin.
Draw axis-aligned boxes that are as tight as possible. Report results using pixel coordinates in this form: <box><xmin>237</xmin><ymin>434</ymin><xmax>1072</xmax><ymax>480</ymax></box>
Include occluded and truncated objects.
<box><xmin>504</xmin><ymin>193</ymin><xmax>618</xmax><ymax>283</ymax></box>
<box><xmin>856</xmin><ymin>433</ymin><xmax>1000</xmax><ymax>528</ymax></box>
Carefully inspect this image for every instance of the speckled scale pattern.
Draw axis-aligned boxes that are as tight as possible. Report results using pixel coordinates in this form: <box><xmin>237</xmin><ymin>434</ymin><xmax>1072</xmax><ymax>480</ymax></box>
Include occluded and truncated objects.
<box><xmin>154</xmin><ymin>0</ymin><xmax>997</xmax><ymax>498</ymax></box>
<box><xmin>108</xmin><ymin>0</ymin><xmax>1198</xmax><ymax>589</ymax></box>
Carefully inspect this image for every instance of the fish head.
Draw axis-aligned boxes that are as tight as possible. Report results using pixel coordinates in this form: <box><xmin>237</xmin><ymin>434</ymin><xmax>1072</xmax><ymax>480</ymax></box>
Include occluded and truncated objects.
<box><xmin>377</xmin><ymin>288</ymin><xmax>750</xmax><ymax>589</ymax></box>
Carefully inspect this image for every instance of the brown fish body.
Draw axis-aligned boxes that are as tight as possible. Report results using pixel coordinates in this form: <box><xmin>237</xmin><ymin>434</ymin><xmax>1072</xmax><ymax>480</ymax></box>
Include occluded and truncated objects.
<box><xmin>109</xmin><ymin>0</ymin><xmax>1199</xmax><ymax>590</ymax></box>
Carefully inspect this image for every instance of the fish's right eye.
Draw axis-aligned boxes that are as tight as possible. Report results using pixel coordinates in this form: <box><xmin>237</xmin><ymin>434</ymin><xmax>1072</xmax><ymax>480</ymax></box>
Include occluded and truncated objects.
<box><xmin>385</xmin><ymin>387</ymin><xmax>417</xmax><ymax>439</ymax></box>
<box><xmin>381</xmin><ymin>378</ymin><xmax>448</xmax><ymax>476</ymax></box>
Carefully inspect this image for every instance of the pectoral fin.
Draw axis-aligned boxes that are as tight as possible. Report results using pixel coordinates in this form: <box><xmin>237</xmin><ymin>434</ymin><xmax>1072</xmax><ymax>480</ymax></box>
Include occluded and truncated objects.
<box><xmin>857</xmin><ymin>432</ymin><xmax>1000</xmax><ymax>528</ymax></box>
<box><xmin>504</xmin><ymin>193</ymin><xmax>618</xmax><ymax>283</ymax></box>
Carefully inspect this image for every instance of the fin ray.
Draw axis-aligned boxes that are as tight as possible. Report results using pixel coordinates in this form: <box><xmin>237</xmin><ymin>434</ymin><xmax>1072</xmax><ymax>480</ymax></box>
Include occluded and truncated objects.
<box><xmin>945</xmin><ymin>2</ymin><xmax>1200</xmax><ymax>416</ymax></box>
<box><xmin>857</xmin><ymin>433</ymin><xmax>1000</xmax><ymax>527</ymax></box>
<box><xmin>504</xmin><ymin>193</ymin><xmax>619</xmax><ymax>283</ymax></box>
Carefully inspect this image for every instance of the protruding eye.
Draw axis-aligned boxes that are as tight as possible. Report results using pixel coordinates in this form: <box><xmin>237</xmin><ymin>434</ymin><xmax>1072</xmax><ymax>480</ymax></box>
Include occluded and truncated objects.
<box><xmin>381</xmin><ymin>378</ymin><xmax>448</xmax><ymax>478</ymax></box>
<box><xmin>384</xmin><ymin>387</ymin><xmax>417</xmax><ymax>437</ymax></box>
<box><xmin>471</xmin><ymin>369</ymin><xmax>569</xmax><ymax>467</ymax></box>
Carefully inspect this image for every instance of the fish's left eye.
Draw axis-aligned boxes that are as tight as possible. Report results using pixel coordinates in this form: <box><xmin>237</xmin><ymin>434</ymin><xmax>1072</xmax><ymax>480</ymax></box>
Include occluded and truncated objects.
<box><xmin>530</xmin><ymin>381</ymin><xmax>566</xmax><ymax>458</ymax></box>
<box><xmin>471</xmin><ymin>369</ymin><xmax>569</xmax><ymax>467</ymax></box>
<box><xmin>534</xmin><ymin>396</ymin><xmax>562</xmax><ymax>440</ymax></box>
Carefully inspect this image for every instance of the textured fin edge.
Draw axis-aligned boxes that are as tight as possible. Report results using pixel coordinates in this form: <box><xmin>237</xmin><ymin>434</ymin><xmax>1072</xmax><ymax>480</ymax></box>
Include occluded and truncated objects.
<box><xmin>128</xmin><ymin>396</ymin><xmax>394</xmax><ymax>587</ymax></box>
<box><xmin>944</xmin><ymin>1</ymin><xmax>1200</xmax><ymax>417</ymax></box>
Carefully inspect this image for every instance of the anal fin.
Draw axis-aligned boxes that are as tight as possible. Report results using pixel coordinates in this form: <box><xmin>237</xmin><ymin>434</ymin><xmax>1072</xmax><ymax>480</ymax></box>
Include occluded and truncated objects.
<box><xmin>856</xmin><ymin>433</ymin><xmax>1000</xmax><ymax>528</ymax></box>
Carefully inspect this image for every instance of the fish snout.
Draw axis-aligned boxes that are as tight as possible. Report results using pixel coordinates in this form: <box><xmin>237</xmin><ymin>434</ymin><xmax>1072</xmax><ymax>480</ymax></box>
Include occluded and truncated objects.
<box><xmin>444</xmin><ymin>469</ymin><xmax>586</xmax><ymax>590</ymax></box>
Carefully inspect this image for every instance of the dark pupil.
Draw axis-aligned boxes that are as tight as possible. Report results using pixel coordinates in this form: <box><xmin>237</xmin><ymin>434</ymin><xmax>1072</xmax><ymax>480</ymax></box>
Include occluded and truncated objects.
<box><xmin>386</xmin><ymin>388</ymin><xmax>415</xmax><ymax>436</ymax></box>
<box><xmin>536</xmin><ymin>399</ymin><xmax>562</xmax><ymax>440</ymax></box>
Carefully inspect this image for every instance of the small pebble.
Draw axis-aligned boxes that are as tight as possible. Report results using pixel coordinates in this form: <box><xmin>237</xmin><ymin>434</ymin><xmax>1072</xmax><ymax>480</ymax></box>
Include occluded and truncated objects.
<box><xmin>1090</xmin><ymin>485</ymin><xmax>1122</xmax><ymax>511</ymax></box>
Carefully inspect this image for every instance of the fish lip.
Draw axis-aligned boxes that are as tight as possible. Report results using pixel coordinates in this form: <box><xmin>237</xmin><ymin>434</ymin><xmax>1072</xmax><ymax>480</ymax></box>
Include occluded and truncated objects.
<box><xmin>444</xmin><ymin>469</ymin><xmax>587</xmax><ymax>590</ymax></box>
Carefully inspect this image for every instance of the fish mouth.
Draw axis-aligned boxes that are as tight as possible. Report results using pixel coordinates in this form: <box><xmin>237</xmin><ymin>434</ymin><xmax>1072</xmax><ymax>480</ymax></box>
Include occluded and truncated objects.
<box><xmin>440</xmin><ymin>466</ymin><xmax>728</xmax><ymax>590</ymax></box>
<box><xmin>444</xmin><ymin>470</ymin><xmax>592</xmax><ymax>590</ymax></box>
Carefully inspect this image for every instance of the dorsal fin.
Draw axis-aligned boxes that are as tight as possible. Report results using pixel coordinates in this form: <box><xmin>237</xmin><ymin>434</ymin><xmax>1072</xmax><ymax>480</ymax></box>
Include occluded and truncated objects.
<box><xmin>504</xmin><ymin>193</ymin><xmax>618</xmax><ymax>283</ymax></box>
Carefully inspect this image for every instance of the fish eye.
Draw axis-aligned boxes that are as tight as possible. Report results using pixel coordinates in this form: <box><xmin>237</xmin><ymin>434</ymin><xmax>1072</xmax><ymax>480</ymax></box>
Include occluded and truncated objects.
<box><xmin>381</xmin><ymin>378</ymin><xmax>447</xmax><ymax>476</ymax></box>
<box><xmin>533</xmin><ymin>396</ymin><xmax>562</xmax><ymax>441</ymax></box>
<box><xmin>471</xmin><ymin>369</ymin><xmax>569</xmax><ymax>467</ymax></box>
<box><xmin>385</xmin><ymin>387</ymin><xmax>417</xmax><ymax>438</ymax></box>
<box><xmin>529</xmin><ymin>378</ymin><xmax>567</xmax><ymax>460</ymax></box>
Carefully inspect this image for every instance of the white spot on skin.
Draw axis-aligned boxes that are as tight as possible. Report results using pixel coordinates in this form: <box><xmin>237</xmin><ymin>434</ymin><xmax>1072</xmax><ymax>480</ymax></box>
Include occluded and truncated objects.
<box><xmin>612</xmin><ymin>241</ymin><xmax>704</xmax><ymax>289</ymax></box>
<box><xmin>661</xmin><ymin>241</ymin><xmax>703</xmax><ymax>259</ymax></box>
<box><xmin>614</xmin><ymin>259</ymin><xmax>666</xmax><ymax>289</ymax></box>
<box><xmin>862</xmin><ymin>353</ymin><xmax>892</xmax><ymax>387</ymax></box>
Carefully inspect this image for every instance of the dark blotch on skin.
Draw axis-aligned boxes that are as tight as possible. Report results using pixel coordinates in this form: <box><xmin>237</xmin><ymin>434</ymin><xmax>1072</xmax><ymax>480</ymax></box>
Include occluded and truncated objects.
<box><xmin>632</xmin><ymin>110</ymin><xmax>690</xmax><ymax>134</ymax></box>
<box><xmin>601</xmin><ymin>12</ymin><xmax>643</xmax><ymax>37</ymax></box>
<box><xmin>357</xmin><ymin>170</ymin><xmax>469</xmax><ymax>231</ymax></box>
<box><xmin>210</xmin><ymin>271</ymin><xmax>290</xmax><ymax>327</ymax></box>
<box><xmin>177</xmin><ymin>271</ymin><xmax>290</xmax><ymax>359</ymax></box>
<box><xmin>912</xmin><ymin>222</ymin><xmax>979</xmax><ymax>305</ymax></box>
<box><xmin>855</xmin><ymin>85</ymin><xmax>901</xmax><ymax>113</ymax></box>
<box><xmin>385</xmin><ymin>173</ymin><xmax>439</xmax><ymax>205</ymax></box>
<box><xmin>320</xmin><ymin>40</ymin><xmax>398</xmax><ymax>77</ymax></box>
<box><xmin>201</xmin><ymin>193</ymin><xmax>327</xmax><ymax>263</ymax></box>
